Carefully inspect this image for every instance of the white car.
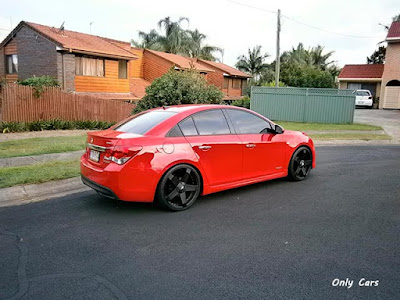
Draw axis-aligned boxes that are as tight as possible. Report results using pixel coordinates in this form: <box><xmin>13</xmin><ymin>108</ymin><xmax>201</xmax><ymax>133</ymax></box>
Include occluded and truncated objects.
<box><xmin>355</xmin><ymin>90</ymin><xmax>373</xmax><ymax>108</ymax></box>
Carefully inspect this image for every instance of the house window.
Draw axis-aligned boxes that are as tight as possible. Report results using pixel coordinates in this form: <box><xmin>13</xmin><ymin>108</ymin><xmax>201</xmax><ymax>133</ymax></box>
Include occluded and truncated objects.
<box><xmin>118</xmin><ymin>60</ymin><xmax>128</xmax><ymax>79</ymax></box>
<box><xmin>75</xmin><ymin>56</ymin><xmax>105</xmax><ymax>77</ymax></box>
<box><xmin>233</xmin><ymin>78</ymin><xmax>242</xmax><ymax>89</ymax></box>
<box><xmin>6</xmin><ymin>54</ymin><xmax>18</xmax><ymax>74</ymax></box>
<box><xmin>223</xmin><ymin>78</ymin><xmax>229</xmax><ymax>89</ymax></box>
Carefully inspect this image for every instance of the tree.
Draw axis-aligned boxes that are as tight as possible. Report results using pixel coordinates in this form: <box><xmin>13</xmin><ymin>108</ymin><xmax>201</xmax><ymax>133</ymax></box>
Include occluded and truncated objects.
<box><xmin>131</xmin><ymin>29</ymin><xmax>161</xmax><ymax>50</ymax></box>
<box><xmin>235</xmin><ymin>45</ymin><xmax>269</xmax><ymax>80</ymax></box>
<box><xmin>156</xmin><ymin>16</ymin><xmax>189</xmax><ymax>54</ymax></box>
<box><xmin>186</xmin><ymin>29</ymin><xmax>222</xmax><ymax>61</ymax></box>
<box><xmin>133</xmin><ymin>68</ymin><xmax>223</xmax><ymax>114</ymax></box>
<box><xmin>279</xmin><ymin>64</ymin><xmax>335</xmax><ymax>88</ymax></box>
<box><xmin>367</xmin><ymin>46</ymin><xmax>386</xmax><ymax>64</ymax></box>
<box><xmin>131</xmin><ymin>17</ymin><xmax>221</xmax><ymax>61</ymax></box>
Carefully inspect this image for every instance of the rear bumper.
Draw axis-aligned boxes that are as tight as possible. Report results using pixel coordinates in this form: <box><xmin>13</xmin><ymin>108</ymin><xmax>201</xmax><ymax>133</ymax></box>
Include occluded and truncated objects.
<box><xmin>80</xmin><ymin>153</ymin><xmax>158</xmax><ymax>202</ymax></box>
<box><xmin>356</xmin><ymin>100</ymin><xmax>373</xmax><ymax>107</ymax></box>
<box><xmin>81</xmin><ymin>175</ymin><xmax>119</xmax><ymax>200</ymax></box>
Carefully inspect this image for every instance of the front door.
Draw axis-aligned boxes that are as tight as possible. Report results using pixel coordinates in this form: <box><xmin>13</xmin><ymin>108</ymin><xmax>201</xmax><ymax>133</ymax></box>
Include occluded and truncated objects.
<box><xmin>224</xmin><ymin>108</ymin><xmax>285</xmax><ymax>179</ymax></box>
<box><xmin>179</xmin><ymin>109</ymin><xmax>242</xmax><ymax>186</ymax></box>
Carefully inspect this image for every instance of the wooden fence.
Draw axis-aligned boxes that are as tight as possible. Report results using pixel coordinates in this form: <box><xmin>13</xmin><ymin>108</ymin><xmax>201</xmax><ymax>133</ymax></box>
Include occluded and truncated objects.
<box><xmin>0</xmin><ymin>84</ymin><xmax>136</xmax><ymax>123</ymax></box>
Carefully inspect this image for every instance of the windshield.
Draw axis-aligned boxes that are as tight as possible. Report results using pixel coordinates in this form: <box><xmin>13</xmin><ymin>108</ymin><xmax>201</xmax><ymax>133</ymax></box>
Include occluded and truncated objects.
<box><xmin>115</xmin><ymin>111</ymin><xmax>176</xmax><ymax>135</ymax></box>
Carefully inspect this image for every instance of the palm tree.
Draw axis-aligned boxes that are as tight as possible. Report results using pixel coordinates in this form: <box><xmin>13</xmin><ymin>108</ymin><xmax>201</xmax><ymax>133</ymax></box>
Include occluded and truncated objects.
<box><xmin>156</xmin><ymin>17</ymin><xmax>189</xmax><ymax>54</ymax></box>
<box><xmin>236</xmin><ymin>45</ymin><xmax>269</xmax><ymax>80</ymax></box>
<box><xmin>186</xmin><ymin>29</ymin><xmax>222</xmax><ymax>61</ymax></box>
<box><xmin>310</xmin><ymin>45</ymin><xmax>335</xmax><ymax>70</ymax></box>
<box><xmin>131</xmin><ymin>29</ymin><xmax>161</xmax><ymax>49</ymax></box>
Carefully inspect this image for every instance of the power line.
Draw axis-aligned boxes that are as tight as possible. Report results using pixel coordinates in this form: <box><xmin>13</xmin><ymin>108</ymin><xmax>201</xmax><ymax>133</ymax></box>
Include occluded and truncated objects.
<box><xmin>227</xmin><ymin>0</ymin><xmax>382</xmax><ymax>39</ymax></box>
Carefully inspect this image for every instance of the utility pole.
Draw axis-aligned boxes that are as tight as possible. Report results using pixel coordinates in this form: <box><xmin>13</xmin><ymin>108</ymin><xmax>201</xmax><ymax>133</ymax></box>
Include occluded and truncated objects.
<box><xmin>275</xmin><ymin>9</ymin><xmax>281</xmax><ymax>87</ymax></box>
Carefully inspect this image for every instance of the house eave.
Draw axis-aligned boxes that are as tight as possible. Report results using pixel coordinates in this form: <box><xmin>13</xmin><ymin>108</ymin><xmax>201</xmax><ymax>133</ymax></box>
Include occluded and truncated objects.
<box><xmin>66</xmin><ymin>49</ymin><xmax>137</xmax><ymax>60</ymax></box>
<box><xmin>338</xmin><ymin>78</ymin><xmax>382</xmax><ymax>81</ymax></box>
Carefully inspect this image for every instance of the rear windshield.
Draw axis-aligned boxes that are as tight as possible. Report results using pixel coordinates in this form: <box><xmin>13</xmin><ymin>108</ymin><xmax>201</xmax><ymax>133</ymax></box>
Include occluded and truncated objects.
<box><xmin>356</xmin><ymin>91</ymin><xmax>370</xmax><ymax>96</ymax></box>
<box><xmin>115</xmin><ymin>111</ymin><xmax>176</xmax><ymax>135</ymax></box>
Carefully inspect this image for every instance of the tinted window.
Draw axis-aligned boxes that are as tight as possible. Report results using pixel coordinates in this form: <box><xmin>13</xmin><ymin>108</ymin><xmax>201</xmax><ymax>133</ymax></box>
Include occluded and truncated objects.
<box><xmin>115</xmin><ymin>111</ymin><xmax>176</xmax><ymax>135</ymax></box>
<box><xmin>356</xmin><ymin>91</ymin><xmax>370</xmax><ymax>96</ymax></box>
<box><xmin>168</xmin><ymin>125</ymin><xmax>183</xmax><ymax>137</ymax></box>
<box><xmin>192</xmin><ymin>110</ymin><xmax>231</xmax><ymax>135</ymax></box>
<box><xmin>226</xmin><ymin>109</ymin><xmax>271</xmax><ymax>134</ymax></box>
<box><xmin>178</xmin><ymin>117</ymin><xmax>198</xmax><ymax>136</ymax></box>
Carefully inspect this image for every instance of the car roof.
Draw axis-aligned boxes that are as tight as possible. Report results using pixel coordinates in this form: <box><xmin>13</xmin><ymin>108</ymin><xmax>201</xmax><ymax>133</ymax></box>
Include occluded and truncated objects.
<box><xmin>151</xmin><ymin>104</ymin><xmax>228</xmax><ymax>114</ymax></box>
<box><xmin>146</xmin><ymin>104</ymin><xmax>273</xmax><ymax>137</ymax></box>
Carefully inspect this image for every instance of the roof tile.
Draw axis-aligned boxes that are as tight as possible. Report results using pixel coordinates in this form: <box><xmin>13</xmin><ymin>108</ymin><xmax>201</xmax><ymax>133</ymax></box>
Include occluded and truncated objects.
<box><xmin>25</xmin><ymin>22</ymin><xmax>136</xmax><ymax>59</ymax></box>
<box><xmin>387</xmin><ymin>21</ymin><xmax>400</xmax><ymax>39</ymax></box>
<box><xmin>198</xmin><ymin>59</ymin><xmax>252</xmax><ymax>78</ymax></box>
<box><xmin>338</xmin><ymin>64</ymin><xmax>384</xmax><ymax>79</ymax></box>
<box><xmin>146</xmin><ymin>50</ymin><xmax>214</xmax><ymax>73</ymax></box>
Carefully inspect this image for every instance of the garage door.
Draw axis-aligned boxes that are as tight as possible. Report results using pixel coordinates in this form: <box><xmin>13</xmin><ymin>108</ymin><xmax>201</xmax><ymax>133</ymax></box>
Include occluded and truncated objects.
<box><xmin>383</xmin><ymin>87</ymin><xmax>400</xmax><ymax>109</ymax></box>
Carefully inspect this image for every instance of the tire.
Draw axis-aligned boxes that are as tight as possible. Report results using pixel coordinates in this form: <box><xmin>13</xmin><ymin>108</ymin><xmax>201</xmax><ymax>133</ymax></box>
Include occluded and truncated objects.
<box><xmin>155</xmin><ymin>164</ymin><xmax>201</xmax><ymax>211</ymax></box>
<box><xmin>288</xmin><ymin>146</ymin><xmax>313</xmax><ymax>181</ymax></box>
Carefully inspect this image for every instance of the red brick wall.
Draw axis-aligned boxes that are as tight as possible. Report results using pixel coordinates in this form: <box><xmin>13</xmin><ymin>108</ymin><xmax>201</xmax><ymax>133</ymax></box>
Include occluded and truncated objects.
<box><xmin>206</xmin><ymin>69</ymin><xmax>224</xmax><ymax>89</ymax></box>
<box><xmin>143</xmin><ymin>51</ymin><xmax>173</xmax><ymax>82</ymax></box>
<box><xmin>380</xmin><ymin>42</ymin><xmax>400</xmax><ymax>107</ymax></box>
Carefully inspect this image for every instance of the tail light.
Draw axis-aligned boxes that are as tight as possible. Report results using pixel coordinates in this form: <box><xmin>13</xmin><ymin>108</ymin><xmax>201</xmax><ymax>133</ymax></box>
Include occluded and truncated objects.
<box><xmin>104</xmin><ymin>145</ymin><xmax>142</xmax><ymax>165</ymax></box>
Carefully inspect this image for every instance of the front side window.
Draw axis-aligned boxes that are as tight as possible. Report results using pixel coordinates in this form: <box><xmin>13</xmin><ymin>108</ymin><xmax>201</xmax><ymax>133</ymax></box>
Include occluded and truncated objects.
<box><xmin>75</xmin><ymin>56</ymin><xmax>105</xmax><ymax>76</ymax></box>
<box><xmin>226</xmin><ymin>109</ymin><xmax>271</xmax><ymax>134</ymax></box>
<box><xmin>191</xmin><ymin>110</ymin><xmax>231</xmax><ymax>135</ymax></box>
<box><xmin>6</xmin><ymin>54</ymin><xmax>18</xmax><ymax>74</ymax></box>
<box><xmin>118</xmin><ymin>60</ymin><xmax>128</xmax><ymax>79</ymax></box>
<box><xmin>115</xmin><ymin>111</ymin><xmax>176</xmax><ymax>135</ymax></box>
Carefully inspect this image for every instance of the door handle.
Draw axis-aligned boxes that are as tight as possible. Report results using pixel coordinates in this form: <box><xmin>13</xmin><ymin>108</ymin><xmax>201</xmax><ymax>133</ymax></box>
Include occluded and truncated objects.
<box><xmin>198</xmin><ymin>145</ymin><xmax>212</xmax><ymax>150</ymax></box>
<box><xmin>246</xmin><ymin>143</ymin><xmax>256</xmax><ymax>148</ymax></box>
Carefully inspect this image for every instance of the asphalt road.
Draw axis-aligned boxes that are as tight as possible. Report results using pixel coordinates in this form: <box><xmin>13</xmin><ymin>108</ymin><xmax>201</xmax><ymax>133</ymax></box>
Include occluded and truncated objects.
<box><xmin>1</xmin><ymin>146</ymin><xmax>399</xmax><ymax>300</ymax></box>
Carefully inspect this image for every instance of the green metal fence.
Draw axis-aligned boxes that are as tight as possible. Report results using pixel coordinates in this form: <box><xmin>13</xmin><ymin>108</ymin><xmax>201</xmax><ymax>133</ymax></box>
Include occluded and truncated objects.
<box><xmin>250</xmin><ymin>87</ymin><xmax>356</xmax><ymax>124</ymax></box>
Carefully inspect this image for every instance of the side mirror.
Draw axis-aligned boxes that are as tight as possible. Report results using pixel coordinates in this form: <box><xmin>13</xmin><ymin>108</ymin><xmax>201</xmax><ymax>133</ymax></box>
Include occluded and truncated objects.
<box><xmin>275</xmin><ymin>125</ymin><xmax>284</xmax><ymax>134</ymax></box>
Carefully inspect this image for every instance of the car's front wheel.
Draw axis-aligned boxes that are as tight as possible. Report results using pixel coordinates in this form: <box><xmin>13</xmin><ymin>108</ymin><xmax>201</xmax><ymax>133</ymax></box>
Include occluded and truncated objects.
<box><xmin>288</xmin><ymin>146</ymin><xmax>313</xmax><ymax>181</ymax></box>
<box><xmin>156</xmin><ymin>164</ymin><xmax>201</xmax><ymax>211</ymax></box>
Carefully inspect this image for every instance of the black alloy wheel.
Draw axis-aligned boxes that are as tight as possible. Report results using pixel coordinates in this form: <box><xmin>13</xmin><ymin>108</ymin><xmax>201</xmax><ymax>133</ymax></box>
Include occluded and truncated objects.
<box><xmin>288</xmin><ymin>147</ymin><xmax>313</xmax><ymax>181</ymax></box>
<box><xmin>156</xmin><ymin>164</ymin><xmax>201</xmax><ymax>211</ymax></box>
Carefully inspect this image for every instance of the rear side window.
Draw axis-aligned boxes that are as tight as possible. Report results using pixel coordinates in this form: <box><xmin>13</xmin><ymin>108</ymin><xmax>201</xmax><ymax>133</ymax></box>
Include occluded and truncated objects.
<box><xmin>226</xmin><ymin>109</ymin><xmax>271</xmax><ymax>134</ymax></box>
<box><xmin>178</xmin><ymin>117</ymin><xmax>198</xmax><ymax>136</ymax></box>
<box><xmin>115</xmin><ymin>111</ymin><xmax>176</xmax><ymax>135</ymax></box>
<box><xmin>192</xmin><ymin>109</ymin><xmax>231</xmax><ymax>135</ymax></box>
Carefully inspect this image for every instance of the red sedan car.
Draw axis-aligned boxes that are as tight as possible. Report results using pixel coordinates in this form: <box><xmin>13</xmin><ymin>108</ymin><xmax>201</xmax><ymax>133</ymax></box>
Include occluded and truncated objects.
<box><xmin>81</xmin><ymin>105</ymin><xmax>316</xmax><ymax>211</ymax></box>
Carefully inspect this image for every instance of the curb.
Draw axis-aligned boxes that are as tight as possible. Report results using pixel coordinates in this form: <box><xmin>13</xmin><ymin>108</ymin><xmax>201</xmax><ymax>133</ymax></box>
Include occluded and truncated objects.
<box><xmin>0</xmin><ymin>177</ymin><xmax>90</xmax><ymax>208</ymax></box>
<box><xmin>314</xmin><ymin>139</ymin><xmax>400</xmax><ymax>146</ymax></box>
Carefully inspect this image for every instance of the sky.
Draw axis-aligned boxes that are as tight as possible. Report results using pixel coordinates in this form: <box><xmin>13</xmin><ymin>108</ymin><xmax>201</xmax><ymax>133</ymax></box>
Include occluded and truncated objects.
<box><xmin>0</xmin><ymin>0</ymin><xmax>396</xmax><ymax>68</ymax></box>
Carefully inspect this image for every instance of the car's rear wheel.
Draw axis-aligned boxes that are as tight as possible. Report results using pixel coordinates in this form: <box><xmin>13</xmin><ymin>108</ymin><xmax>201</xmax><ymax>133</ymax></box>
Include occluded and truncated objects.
<box><xmin>288</xmin><ymin>146</ymin><xmax>312</xmax><ymax>181</ymax></box>
<box><xmin>156</xmin><ymin>164</ymin><xmax>201</xmax><ymax>211</ymax></box>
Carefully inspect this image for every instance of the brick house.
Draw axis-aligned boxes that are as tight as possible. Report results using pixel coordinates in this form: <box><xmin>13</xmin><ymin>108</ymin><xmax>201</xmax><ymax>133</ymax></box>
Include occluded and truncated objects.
<box><xmin>0</xmin><ymin>21</ymin><xmax>138</xmax><ymax>100</ymax></box>
<box><xmin>338</xmin><ymin>21</ymin><xmax>400</xmax><ymax>109</ymax></box>
<box><xmin>0</xmin><ymin>21</ymin><xmax>251</xmax><ymax>101</ymax></box>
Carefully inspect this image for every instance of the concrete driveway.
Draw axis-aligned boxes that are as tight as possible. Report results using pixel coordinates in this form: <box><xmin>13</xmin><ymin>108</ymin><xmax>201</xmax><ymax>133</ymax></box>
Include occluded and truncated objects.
<box><xmin>354</xmin><ymin>109</ymin><xmax>400</xmax><ymax>142</ymax></box>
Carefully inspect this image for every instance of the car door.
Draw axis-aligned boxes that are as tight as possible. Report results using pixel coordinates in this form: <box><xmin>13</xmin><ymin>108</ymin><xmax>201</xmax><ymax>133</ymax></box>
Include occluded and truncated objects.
<box><xmin>224</xmin><ymin>108</ymin><xmax>285</xmax><ymax>179</ymax></box>
<box><xmin>180</xmin><ymin>109</ymin><xmax>243</xmax><ymax>186</ymax></box>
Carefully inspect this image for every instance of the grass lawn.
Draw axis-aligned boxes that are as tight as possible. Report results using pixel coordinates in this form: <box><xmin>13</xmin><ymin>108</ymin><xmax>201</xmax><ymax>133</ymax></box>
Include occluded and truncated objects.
<box><xmin>0</xmin><ymin>135</ymin><xmax>86</xmax><ymax>159</ymax></box>
<box><xmin>0</xmin><ymin>159</ymin><xmax>80</xmax><ymax>188</ymax></box>
<box><xmin>309</xmin><ymin>133</ymin><xmax>392</xmax><ymax>141</ymax></box>
<box><xmin>276</xmin><ymin>121</ymin><xmax>382</xmax><ymax>132</ymax></box>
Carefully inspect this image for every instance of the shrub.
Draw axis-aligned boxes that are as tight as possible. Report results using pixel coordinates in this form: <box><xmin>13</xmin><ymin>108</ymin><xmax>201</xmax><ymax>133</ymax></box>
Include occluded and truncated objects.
<box><xmin>232</xmin><ymin>96</ymin><xmax>250</xmax><ymax>109</ymax></box>
<box><xmin>0</xmin><ymin>119</ymin><xmax>115</xmax><ymax>133</ymax></box>
<box><xmin>133</xmin><ymin>68</ymin><xmax>223</xmax><ymax>114</ymax></box>
<box><xmin>18</xmin><ymin>76</ymin><xmax>60</xmax><ymax>98</ymax></box>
